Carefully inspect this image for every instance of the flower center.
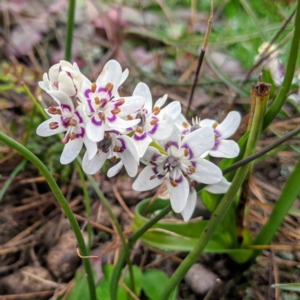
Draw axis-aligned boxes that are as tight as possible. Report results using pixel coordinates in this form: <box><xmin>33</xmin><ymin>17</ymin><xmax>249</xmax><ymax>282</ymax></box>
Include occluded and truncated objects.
<box><xmin>163</xmin><ymin>155</ymin><xmax>180</xmax><ymax>171</ymax></box>
<box><xmin>97</xmin><ymin>134</ymin><xmax>112</xmax><ymax>152</ymax></box>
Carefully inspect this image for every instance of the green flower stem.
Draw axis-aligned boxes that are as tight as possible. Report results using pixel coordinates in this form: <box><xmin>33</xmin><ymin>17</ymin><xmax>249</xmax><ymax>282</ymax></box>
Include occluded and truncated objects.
<box><xmin>110</xmin><ymin>204</ymin><xmax>172</xmax><ymax>299</ymax></box>
<box><xmin>76</xmin><ymin>164</ymin><xmax>92</xmax><ymax>251</ymax></box>
<box><xmin>251</xmin><ymin>157</ymin><xmax>300</xmax><ymax>257</ymax></box>
<box><xmin>263</xmin><ymin>0</ymin><xmax>300</xmax><ymax>130</ymax></box>
<box><xmin>0</xmin><ymin>132</ymin><xmax>96</xmax><ymax>300</ymax></box>
<box><xmin>65</xmin><ymin>0</ymin><xmax>76</xmax><ymax>61</ymax></box>
<box><xmin>87</xmin><ymin>174</ymin><xmax>135</xmax><ymax>296</ymax></box>
<box><xmin>159</xmin><ymin>83</ymin><xmax>269</xmax><ymax>300</ymax></box>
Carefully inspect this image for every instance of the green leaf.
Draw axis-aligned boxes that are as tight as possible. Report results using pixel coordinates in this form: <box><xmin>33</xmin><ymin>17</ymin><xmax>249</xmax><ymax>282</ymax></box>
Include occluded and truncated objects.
<box><xmin>133</xmin><ymin>198</ymin><xmax>253</xmax><ymax>263</ymax></box>
<box><xmin>66</xmin><ymin>269</ymin><xmax>89</xmax><ymax>300</ymax></box>
<box><xmin>96</xmin><ymin>265</ymin><xmax>143</xmax><ymax>300</ymax></box>
<box><xmin>272</xmin><ymin>283</ymin><xmax>300</xmax><ymax>292</ymax></box>
<box><xmin>142</xmin><ymin>269</ymin><xmax>177</xmax><ymax>300</ymax></box>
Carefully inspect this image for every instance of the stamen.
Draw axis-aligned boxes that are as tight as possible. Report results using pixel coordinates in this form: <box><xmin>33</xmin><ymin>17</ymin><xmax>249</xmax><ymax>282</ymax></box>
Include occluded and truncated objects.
<box><xmin>127</xmin><ymin>115</ymin><xmax>133</xmax><ymax>120</ymax></box>
<box><xmin>91</xmin><ymin>82</ymin><xmax>97</xmax><ymax>93</ymax></box>
<box><xmin>136</xmin><ymin>127</ymin><xmax>144</xmax><ymax>134</ymax></box>
<box><xmin>48</xmin><ymin>106</ymin><xmax>57</xmax><ymax>114</ymax></box>
<box><xmin>69</xmin><ymin>119</ymin><xmax>77</xmax><ymax>126</ymax></box>
<box><xmin>111</xmin><ymin>108</ymin><xmax>121</xmax><ymax>115</ymax></box>
<box><xmin>184</xmin><ymin>148</ymin><xmax>189</xmax><ymax>157</ymax></box>
<box><xmin>98</xmin><ymin>112</ymin><xmax>105</xmax><ymax>121</ymax></box>
<box><xmin>49</xmin><ymin>122</ymin><xmax>59</xmax><ymax>130</ymax></box>
<box><xmin>212</xmin><ymin>122</ymin><xmax>219</xmax><ymax>129</ymax></box>
<box><xmin>113</xmin><ymin>146</ymin><xmax>121</xmax><ymax>152</ymax></box>
<box><xmin>150</xmin><ymin>175</ymin><xmax>156</xmax><ymax>180</ymax></box>
<box><xmin>70</xmin><ymin>132</ymin><xmax>76</xmax><ymax>140</ymax></box>
<box><xmin>188</xmin><ymin>166</ymin><xmax>196</xmax><ymax>174</ymax></box>
<box><xmin>182</xmin><ymin>121</ymin><xmax>189</xmax><ymax>128</ymax></box>
<box><xmin>53</xmin><ymin>81</ymin><xmax>59</xmax><ymax>88</ymax></box>
<box><xmin>152</xmin><ymin>106</ymin><xmax>160</xmax><ymax>115</ymax></box>
<box><xmin>170</xmin><ymin>180</ymin><xmax>178</xmax><ymax>187</ymax></box>
<box><xmin>115</xmin><ymin>98</ymin><xmax>125</xmax><ymax>106</ymax></box>
<box><xmin>150</xmin><ymin>119</ymin><xmax>159</xmax><ymax>125</ymax></box>
<box><xmin>105</xmin><ymin>82</ymin><xmax>114</xmax><ymax>93</ymax></box>
<box><xmin>62</xmin><ymin>134</ymin><xmax>70</xmax><ymax>144</ymax></box>
<box><xmin>94</xmin><ymin>97</ymin><xmax>100</xmax><ymax>105</ymax></box>
<box><xmin>110</xmin><ymin>156</ymin><xmax>117</xmax><ymax>162</ymax></box>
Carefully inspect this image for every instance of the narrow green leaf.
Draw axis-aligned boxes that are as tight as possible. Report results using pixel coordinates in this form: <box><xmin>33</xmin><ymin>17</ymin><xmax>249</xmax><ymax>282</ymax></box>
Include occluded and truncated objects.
<box><xmin>272</xmin><ymin>283</ymin><xmax>300</xmax><ymax>292</ymax></box>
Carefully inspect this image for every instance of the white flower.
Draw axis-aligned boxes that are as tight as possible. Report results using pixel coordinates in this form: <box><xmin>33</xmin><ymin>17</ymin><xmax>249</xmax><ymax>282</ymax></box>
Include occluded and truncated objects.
<box><xmin>200</xmin><ymin>111</ymin><xmax>241</xmax><ymax>158</ymax></box>
<box><xmin>128</xmin><ymin>82</ymin><xmax>181</xmax><ymax>157</ymax></box>
<box><xmin>36</xmin><ymin>91</ymin><xmax>97</xmax><ymax>164</ymax></box>
<box><xmin>39</xmin><ymin>60</ymin><xmax>83</xmax><ymax>97</ymax></box>
<box><xmin>82</xmin><ymin>130</ymin><xmax>139</xmax><ymax>177</ymax></box>
<box><xmin>132</xmin><ymin>127</ymin><xmax>222</xmax><ymax>213</ymax></box>
<box><xmin>79</xmin><ymin>60</ymin><xmax>144</xmax><ymax>143</ymax></box>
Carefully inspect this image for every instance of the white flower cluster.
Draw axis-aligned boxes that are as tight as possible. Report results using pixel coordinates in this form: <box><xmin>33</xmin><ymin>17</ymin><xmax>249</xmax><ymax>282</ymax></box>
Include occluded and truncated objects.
<box><xmin>37</xmin><ymin>60</ymin><xmax>241</xmax><ymax>221</ymax></box>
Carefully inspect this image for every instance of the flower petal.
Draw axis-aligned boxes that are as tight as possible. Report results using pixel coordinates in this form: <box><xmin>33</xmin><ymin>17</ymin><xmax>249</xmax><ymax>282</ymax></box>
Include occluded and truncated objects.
<box><xmin>83</xmin><ymin>135</ymin><xmax>97</xmax><ymax>159</ymax></box>
<box><xmin>106</xmin><ymin>114</ymin><xmax>140</xmax><ymax>129</ymax></box>
<box><xmin>210</xmin><ymin>140</ymin><xmax>240</xmax><ymax>158</ymax></box>
<box><xmin>132</xmin><ymin>166</ymin><xmax>164</xmax><ymax>191</ymax></box>
<box><xmin>36</xmin><ymin>117</ymin><xmax>66</xmax><ymax>137</ymax></box>
<box><xmin>145</xmin><ymin>114</ymin><xmax>174</xmax><ymax>140</ymax></box>
<box><xmin>199</xmin><ymin>118</ymin><xmax>215</xmax><ymax>127</ymax></box>
<box><xmin>120</xmin><ymin>69</ymin><xmax>129</xmax><ymax>85</ymax></box>
<box><xmin>48</xmin><ymin>91</ymin><xmax>74</xmax><ymax>113</ymax></box>
<box><xmin>216</xmin><ymin>111</ymin><xmax>241</xmax><ymax>139</ymax></box>
<box><xmin>205</xmin><ymin>177</ymin><xmax>231</xmax><ymax>194</ymax></box>
<box><xmin>107</xmin><ymin>160</ymin><xmax>123</xmax><ymax>177</ymax></box>
<box><xmin>188</xmin><ymin>158</ymin><xmax>222</xmax><ymax>184</ymax></box>
<box><xmin>133</xmin><ymin>82</ymin><xmax>152</xmax><ymax>114</ymax></box>
<box><xmin>96</xmin><ymin>60</ymin><xmax>122</xmax><ymax>95</ymax></box>
<box><xmin>58</xmin><ymin>71</ymin><xmax>76</xmax><ymax>97</ymax></box>
<box><xmin>116</xmin><ymin>96</ymin><xmax>145</xmax><ymax>116</ymax></box>
<box><xmin>140</xmin><ymin>146</ymin><xmax>165</xmax><ymax>166</ymax></box>
<box><xmin>167</xmin><ymin>169</ymin><xmax>189</xmax><ymax>213</ymax></box>
<box><xmin>60</xmin><ymin>138</ymin><xmax>83</xmax><ymax>164</ymax></box>
<box><xmin>132</xmin><ymin>132</ymin><xmax>153</xmax><ymax>157</ymax></box>
<box><xmin>153</xmin><ymin>94</ymin><xmax>168</xmax><ymax>108</ymax></box>
<box><xmin>82</xmin><ymin>150</ymin><xmax>108</xmax><ymax>174</ymax></box>
<box><xmin>180</xmin><ymin>126</ymin><xmax>215</xmax><ymax>159</ymax></box>
<box><xmin>117</xmin><ymin>135</ymin><xmax>139</xmax><ymax>177</ymax></box>
<box><xmin>86</xmin><ymin>117</ymin><xmax>105</xmax><ymax>142</ymax></box>
<box><xmin>181</xmin><ymin>187</ymin><xmax>197</xmax><ymax>221</ymax></box>
<box><xmin>161</xmin><ymin>101</ymin><xmax>181</xmax><ymax>120</ymax></box>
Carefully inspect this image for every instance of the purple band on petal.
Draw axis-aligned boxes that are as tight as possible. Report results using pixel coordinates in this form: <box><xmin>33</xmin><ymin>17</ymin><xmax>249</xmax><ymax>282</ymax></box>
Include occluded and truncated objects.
<box><xmin>91</xmin><ymin>116</ymin><xmax>103</xmax><ymax>126</ymax></box>
<box><xmin>170</xmin><ymin>174</ymin><xmax>183</xmax><ymax>184</ymax></box>
<box><xmin>134</xmin><ymin>132</ymin><xmax>147</xmax><ymax>141</ymax></box>
<box><xmin>76</xmin><ymin>127</ymin><xmax>85</xmax><ymax>138</ymax></box>
<box><xmin>87</xmin><ymin>99</ymin><xmax>95</xmax><ymax>113</ymax></box>
<box><xmin>182</xmin><ymin>129</ymin><xmax>190</xmax><ymax>135</ymax></box>
<box><xmin>151</xmin><ymin>153</ymin><xmax>161</xmax><ymax>163</ymax></box>
<box><xmin>212</xmin><ymin>139</ymin><xmax>220</xmax><ymax>150</ymax></box>
<box><xmin>84</xmin><ymin>89</ymin><xmax>92</xmax><ymax>99</ymax></box>
<box><xmin>214</xmin><ymin>129</ymin><xmax>221</xmax><ymax>138</ymax></box>
<box><xmin>148</xmin><ymin>122</ymin><xmax>158</xmax><ymax>135</ymax></box>
<box><xmin>117</xmin><ymin>138</ymin><xmax>126</xmax><ymax>153</ymax></box>
<box><xmin>107</xmin><ymin>114</ymin><xmax>117</xmax><ymax>122</ymax></box>
<box><xmin>75</xmin><ymin>111</ymin><xmax>83</xmax><ymax>123</ymax></box>
<box><xmin>181</xmin><ymin>143</ymin><xmax>194</xmax><ymax>159</ymax></box>
<box><xmin>61</xmin><ymin>103</ymin><xmax>71</xmax><ymax>112</ymax></box>
<box><xmin>106</xmin><ymin>129</ymin><xmax>120</xmax><ymax>135</ymax></box>
<box><xmin>164</xmin><ymin>141</ymin><xmax>179</xmax><ymax>151</ymax></box>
